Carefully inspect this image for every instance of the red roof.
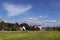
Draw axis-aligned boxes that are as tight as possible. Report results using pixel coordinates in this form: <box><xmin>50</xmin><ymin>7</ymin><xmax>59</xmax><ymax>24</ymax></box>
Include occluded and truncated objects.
<box><xmin>34</xmin><ymin>24</ymin><xmax>41</xmax><ymax>26</ymax></box>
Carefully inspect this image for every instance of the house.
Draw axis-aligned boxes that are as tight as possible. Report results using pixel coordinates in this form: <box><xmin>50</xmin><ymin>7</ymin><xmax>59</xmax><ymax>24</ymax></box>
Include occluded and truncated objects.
<box><xmin>33</xmin><ymin>24</ymin><xmax>42</xmax><ymax>30</ymax></box>
<box><xmin>19</xmin><ymin>26</ymin><xmax>26</xmax><ymax>31</ymax></box>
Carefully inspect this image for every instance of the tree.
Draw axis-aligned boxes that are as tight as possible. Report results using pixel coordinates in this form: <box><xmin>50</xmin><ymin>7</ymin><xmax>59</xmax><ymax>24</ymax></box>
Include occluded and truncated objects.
<box><xmin>0</xmin><ymin>21</ymin><xmax>5</xmax><ymax>30</ymax></box>
<box><xmin>31</xmin><ymin>25</ymin><xmax>36</xmax><ymax>31</ymax></box>
<box><xmin>56</xmin><ymin>27</ymin><xmax>60</xmax><ymax>31</ymax></box>
<box><xmin>14</xmin><ymin>23</ymin><xmax>19</xmax><ymax>31</ymax></box>
<box><xmin>52</xmin><ymin>27</ymin><xmax>56</xmax><ymax>31</ymax></box>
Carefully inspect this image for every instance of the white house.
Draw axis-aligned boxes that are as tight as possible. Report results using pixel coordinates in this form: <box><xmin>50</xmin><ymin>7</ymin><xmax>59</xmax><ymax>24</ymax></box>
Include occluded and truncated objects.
<box><xmin>19</xmin><ymin>26</ymin><xmax>26</xmax><ymax>31</ymax></box>
<box><xmin>34</xmin><ymin>24</ymin><xmax>42</xmax><ymax>30</ymax></box>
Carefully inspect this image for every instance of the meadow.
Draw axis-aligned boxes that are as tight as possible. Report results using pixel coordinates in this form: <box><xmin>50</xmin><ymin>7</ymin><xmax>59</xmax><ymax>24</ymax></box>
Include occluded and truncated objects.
<box><xmin>0</xmin><ymin>31</ymin><xmax>60</xmax><ymax>40</ymax></box>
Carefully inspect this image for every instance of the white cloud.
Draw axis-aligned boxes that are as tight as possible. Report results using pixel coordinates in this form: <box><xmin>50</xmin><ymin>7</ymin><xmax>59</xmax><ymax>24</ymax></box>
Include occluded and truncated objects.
<box><xmin>41</xmin><ymin>20</ymin><xmax>60</xmax><ymax>27</ymax></box>
<box><xmin>3</xmin><ymin>3</ymin><xmax>32</xmax><ymax>17</ymax></box>
<box><xmin>19</xmin><ymin>17</ymin><xmax>38</xmax><ymax>23</ymax></box>
<box><xmin>24</xmin><ymin>17</ymin><xmax>38</xmax><ymax>21</ymax></box>
<box><xmin>43</xmin><ymin>20</ymin><xmax>57</xmax><ymax>23</ymax></box>
<box><xmin>38</xmin><ymin>16</ymin><xmax>48</xmax><ymax>18</ymax></box>
<box><xmin>0</xmin><ymin>16</ymin><xmax>2</xmax><ymax>19</ymax></box>
<box><xmin>19</xmin><ymin>17</ymin><xmax>42</xmax><ymax>25</ymax></box>
<box><xmin>0</xmin><ymin>16</ymin><xmax>3</xmax><ymax>22</ymax></box>
<box><xmin>4</xmin><ymin>20</ymin><xmax>16</xmax><ymax>23</ymax></box>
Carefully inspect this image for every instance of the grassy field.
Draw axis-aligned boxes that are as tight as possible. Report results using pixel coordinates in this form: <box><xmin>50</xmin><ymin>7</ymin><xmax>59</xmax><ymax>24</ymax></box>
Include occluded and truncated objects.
<box><xmin>0</xmin><ymin>31</ymin><xmax>60</xmax><ymax>40</ymax></box>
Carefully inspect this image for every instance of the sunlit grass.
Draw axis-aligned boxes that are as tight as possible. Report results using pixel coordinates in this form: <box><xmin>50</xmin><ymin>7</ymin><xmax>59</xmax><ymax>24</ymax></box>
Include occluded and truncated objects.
<box><xmin>0</xmin><ymin>31</ymin><xmax>60</xmax><ymax>40</ymax></box>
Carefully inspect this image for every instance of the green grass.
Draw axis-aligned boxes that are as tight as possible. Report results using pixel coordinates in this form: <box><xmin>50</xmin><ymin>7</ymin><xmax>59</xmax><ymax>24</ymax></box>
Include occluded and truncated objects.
<box><xmin>0</xmin><ymin>31</ymin><xmax>60</xmax><ymax>40</ymax></box>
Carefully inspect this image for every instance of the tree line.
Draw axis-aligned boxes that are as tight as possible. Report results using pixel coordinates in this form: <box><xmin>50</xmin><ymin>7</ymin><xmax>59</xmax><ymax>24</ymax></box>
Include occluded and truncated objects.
<box><xmin>0</xmin><ymin>21</ymin><xmax>40</xmax><ymax>31</ymax></box>
<box><xmin>42</xmin><ymin>26</ymin><xmax>60</xmax><ymax>31</ymax></box>
<box><xmin>0</xmin><ymin>21</ymin><xmax>60</xmax><ymax>31</ymax></box>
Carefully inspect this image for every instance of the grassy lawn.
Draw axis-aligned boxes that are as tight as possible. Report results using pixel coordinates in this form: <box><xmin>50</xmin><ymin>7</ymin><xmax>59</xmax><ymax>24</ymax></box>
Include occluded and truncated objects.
<box><xmin>0</xmin><ymin>31</ymin><xmax>60</xmax><ymax>40</ymax></box>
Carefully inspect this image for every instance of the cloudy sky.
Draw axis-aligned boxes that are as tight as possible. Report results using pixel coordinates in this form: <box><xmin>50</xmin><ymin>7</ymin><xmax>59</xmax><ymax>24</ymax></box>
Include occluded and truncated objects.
<box><xmin>0</xmin><ymin>0</ymin><xmax>60</xmax><ymax>26</ymax></box>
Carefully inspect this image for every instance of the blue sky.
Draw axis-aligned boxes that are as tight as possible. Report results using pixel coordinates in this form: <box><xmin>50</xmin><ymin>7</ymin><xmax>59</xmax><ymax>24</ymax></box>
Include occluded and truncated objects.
<box><xmin>0</xmin><ymin>0</ymin><xmax>60</xmax><ymax>26</ymax></box>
